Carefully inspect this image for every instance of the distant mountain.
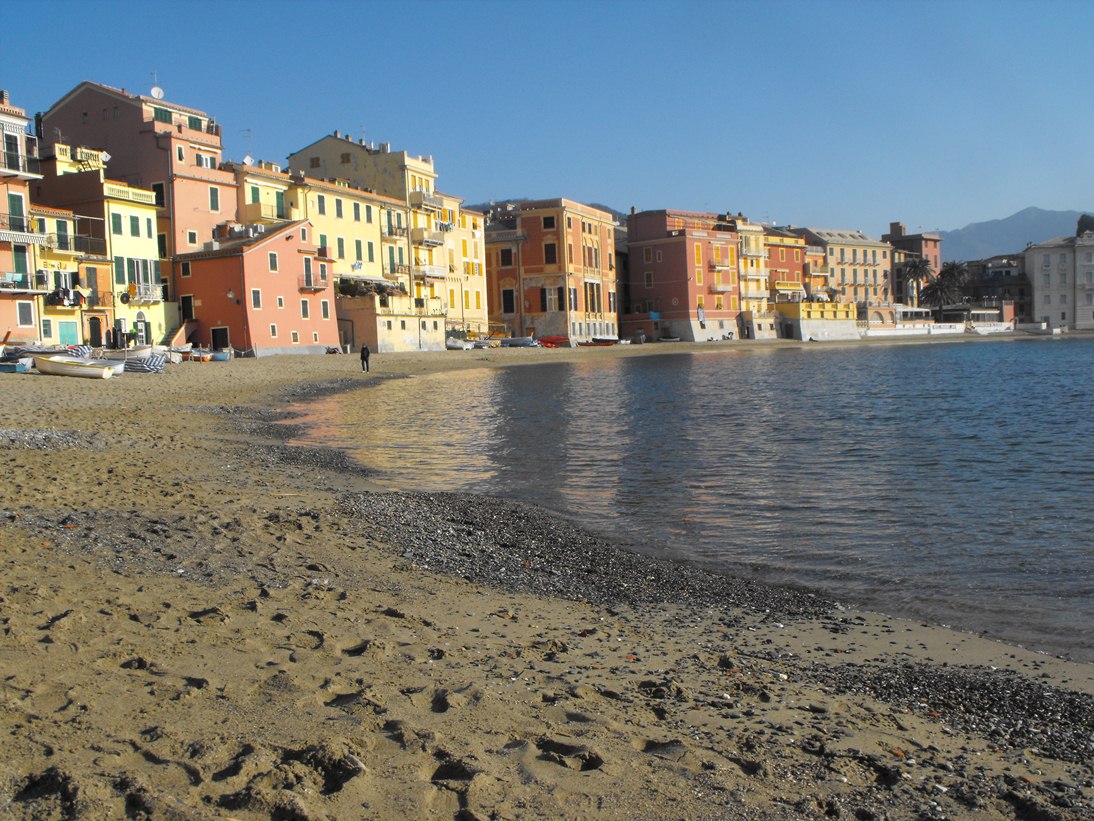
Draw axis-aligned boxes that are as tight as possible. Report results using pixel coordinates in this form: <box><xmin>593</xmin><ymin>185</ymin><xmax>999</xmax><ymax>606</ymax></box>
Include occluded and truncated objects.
<box><xmin>940</xmin><ymin>207</ymin><xmax>1090</xmax><ymax>261</ymax></box>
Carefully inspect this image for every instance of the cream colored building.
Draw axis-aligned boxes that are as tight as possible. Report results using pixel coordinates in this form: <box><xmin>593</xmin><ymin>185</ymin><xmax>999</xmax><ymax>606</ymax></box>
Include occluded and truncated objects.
<box><xmin>790</xmin><ymin>227</ymin><xmax>894</xmax><ymax>323</ymax></box>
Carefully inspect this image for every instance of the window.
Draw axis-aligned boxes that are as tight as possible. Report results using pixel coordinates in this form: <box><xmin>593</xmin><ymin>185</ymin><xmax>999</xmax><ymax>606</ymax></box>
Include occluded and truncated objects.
<box><xmin>321</xmin><ymin>300</ymin><xmax>330</xmax><ymax>319</ymax></box>
<box><xmin>309</xmin><ymin>157</ymin><xmax>320</xmax><ymax>168</ymax></box>
<box><xmin>336</xmin><ymin>237</ymin><xmax>345</xmax><ymax>259</ymax></box>
<box><xmin>153</xmin><ymin>107</ymin><xmax>171</xmax><ymax>123</ymax></box>
<box><xmin>111</xmin><ymin>213</ymin><xmax>122</xmax><ymax>234</ymax></box>
<box><xmin>644</xmin><ymin>271</ymin><xmax>653</xmax><ymax>288</ymax></box>
<box><xmin>152</xmin><ymin>182</ymin><xmax>166</xmax><ymax>207</ymax></box>
<box><xmin>367</xmin><ymin>241</ymin><xmax>375</xmax><ymax>263</ymax></box>
<box><xmin>145</xmin><ymin>217</ymin><xmax>153</xmax><ymax>238</ymax></box>
<box><xmin>270</xmin><ymin>324</ymin><xmax>278</xmax><ymax>338</ymax></box>
<box><xmin>16</xmin><ymin>301</ymin><xmax>33</xmax><ymax>326</ymax></box>
<box><xmin>277</xmin><ymin>296</ymin><xmax>284</xmax><ymax>308</ymax></box>
<box><xmin>543</xmin><ymin>215</ymin><xmax>555</xmax><ymax>229</ymax></box>
<box><xmin>656</xmin><ymin>250</ymin><xmax>662</xmax><ymax>263</ymax></box>
<box><xmin>113</xmin><ymin>256</ymin><xmax>125</xmax><ymax>285</ymax></box>
<box><xmin>340</xmin><ymin>152</ymin><xmax>351</xmax><ymax>164</ymax></box>
<box><xmin>355</xmin><ymin>239</ymin><xmax>363</xmax><ymax>262</ymax></box>
<box><xmin>501</xmin><ymin>288</ymin><xmax>516</xmax><ymax>313</ymax></box>
<box><xmin>196</xmin><ymin>154</ymin><xmax>216</xmax><ymax>169</ymax></box>
<box><xmin>301</xmin><ymin>299</ymin><xmax>310</xmax><ymax>319</ymax></box>
<box><xmin>500</xmin><ymin>248</ymin><xmax>513</xmax><ymax>266</ymax></box>
<box><xmin>335</xmin><ymin>199</ymin><xmax>343</xmax><ymax>218</ymax></box>
<box><xmin>319</xmin><ymin>234</ymin><xmax>328</xmax><ymax>251</ymax></box>
<box><xmin>176</xmin><ymin>146</ymin><xmax>185</xmax><ymax>163</ymax></box>
<box><xmin>353</xmin><ymin>202</ymin><xmax>361</xmax><ymax>221</ymax></box>
<box><xmin>268</xmin><ymin>252</ymin><xmax>278</xmax><ymax>271</ymax></box>
<box><xmin>180</xmin><ymin>261</ymin><xmax>191</xmax><ymax>278</ymax></box>
<box><xmin>130</xmin><ymin>215</ymin><xmax>140</xmax><ymax>236</ymax></box>
<box><xmin>291</xmin><ymin>331</ymin><xmax>300</xmax><ymax>342</ymax></box>
<box><xmin>366</xmin><ymin>204</ymin><xmax>373</xmax><ymax>223</ymax></box>
<box><xmin>251</xmin><ymin>289</ymin><xmax>262</xmax><ymax>309</ymax></box>
<box><xmin>544</xmin><ymin>243</ymin><xmax>557</xmax><ymax>264</ymax></box>
<box><xmin>317</xmin><ymin>195</ymin><xmax>326</xmax><ymax>215</ymax></box>
<box><xmin>187</xmin><ymin>230</ymin><xmax>198</xmax><ymax>245</ymax></box>
<box><xmin>209</xmin><ymin>187</ymin><xmax>220</xmax><ymax>211</ymax></box>
<box><xmin>643</xmin><ymin>247</ymin><xmax>653</xmax><ymax>263</ymax></box>
<box><xmin>41</xmin><ymin>318</ymin><xmax>53</xmax><ymax>338</ymax></box>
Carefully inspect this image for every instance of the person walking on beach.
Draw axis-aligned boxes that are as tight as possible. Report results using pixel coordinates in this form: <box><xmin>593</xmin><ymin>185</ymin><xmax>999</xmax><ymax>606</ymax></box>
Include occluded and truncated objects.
<box><xmin>360</xmin><ymin>344</ymin><xmax>371</xmax><ymax>372</ymax></box>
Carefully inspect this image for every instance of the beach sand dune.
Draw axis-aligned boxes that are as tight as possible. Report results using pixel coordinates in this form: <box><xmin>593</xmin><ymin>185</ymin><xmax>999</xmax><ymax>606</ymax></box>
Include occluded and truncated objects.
<box><xmin>1</xmin><ymin>345</ymin><xmax>1090</xmax><ymax>819</ymax></box>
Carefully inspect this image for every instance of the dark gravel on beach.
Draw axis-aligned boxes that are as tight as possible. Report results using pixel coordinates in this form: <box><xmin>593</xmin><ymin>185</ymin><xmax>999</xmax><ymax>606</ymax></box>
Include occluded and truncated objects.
<box><xmin>338</xmin><ymin>489</ymin><xmax>833</xmax><ymax>619</ymax></box>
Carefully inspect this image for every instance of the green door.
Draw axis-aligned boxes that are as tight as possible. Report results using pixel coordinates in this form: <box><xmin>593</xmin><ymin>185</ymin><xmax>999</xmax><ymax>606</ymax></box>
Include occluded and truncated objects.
<box><xmin>58</xmin><ymin>320</ymin><xmax>79</xmax><ymax>346</ymax></box>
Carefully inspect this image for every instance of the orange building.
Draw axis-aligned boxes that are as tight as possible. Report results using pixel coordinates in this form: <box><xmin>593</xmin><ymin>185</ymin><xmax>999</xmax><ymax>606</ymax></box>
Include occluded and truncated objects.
<box><xmin>485</xmin><ymin>199</ymin><xmax>617</xmax><ymax>341</ymax></box>
<box><xmin>622</xmin><ymin>209</ymin><xmax>741</xmax><ymax>341</ymax></box>
<box><xmin>175</xmin><ymin>220</ymin><xmax>339</xmax><ymax>355</ymax></box>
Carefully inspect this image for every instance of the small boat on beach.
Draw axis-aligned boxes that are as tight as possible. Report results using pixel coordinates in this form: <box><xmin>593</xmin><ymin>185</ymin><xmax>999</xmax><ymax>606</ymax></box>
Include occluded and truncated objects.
<box><xmin>446</xmin><ymin>337</ymin><xmax>474</xmax><ymax>350</ymax></box>
<box><xmin>102</xmin><ymin>345</ymin><xmax>153</xmax><ymax>361</ymax></box>
<box><xmin>33</xmin><ymin>354</ymin><xmax>124</xmax><ymax>379</ymax></box>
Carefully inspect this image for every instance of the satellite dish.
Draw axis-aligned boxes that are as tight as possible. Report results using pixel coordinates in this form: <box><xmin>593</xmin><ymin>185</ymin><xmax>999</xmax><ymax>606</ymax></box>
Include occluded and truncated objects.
<box><xmin>243</xmin><ymin>155</ymin><xmax>254</xmax><ymax>166</ymax></box>
<box><xmin>150</xmin><ymin>86</ymin><xmax>164</xmax><ymax>100</ymax></box>
<box><xmin>101</xmin><ymin>152</ymin><xmax>111</xmax><ymax>163</ymax></box>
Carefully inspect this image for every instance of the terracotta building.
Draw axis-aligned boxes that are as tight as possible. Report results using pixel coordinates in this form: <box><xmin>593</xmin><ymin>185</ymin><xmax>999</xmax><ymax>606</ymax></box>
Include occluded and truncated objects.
<box><xmin>485</xmin><ymin>199</ymin><xmax>618</xmax><ymax>342</ymax></box>
<box><xmin>621</xmin><ymin>209</ymin><xmax>741</xmax><ymax>342</ymax></box>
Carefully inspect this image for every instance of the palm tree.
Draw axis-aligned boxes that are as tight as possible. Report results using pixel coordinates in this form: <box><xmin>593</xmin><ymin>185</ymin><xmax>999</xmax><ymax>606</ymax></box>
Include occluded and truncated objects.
<box><xmin>899</xmin><ymin>255</ymin><xmax>933</xmax><ymax>306</ymax></box>
<box><xmin>919</xmin><ymin>261</ymin><xmax>969</xmax><ymax>321</ymax></box>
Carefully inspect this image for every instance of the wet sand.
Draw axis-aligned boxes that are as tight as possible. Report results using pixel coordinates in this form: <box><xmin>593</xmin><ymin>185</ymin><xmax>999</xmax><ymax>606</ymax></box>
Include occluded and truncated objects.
<box><xmin>1</xmin><ymin>341</ymin><xmax>1091</xmax><ymax>819</ymax></box>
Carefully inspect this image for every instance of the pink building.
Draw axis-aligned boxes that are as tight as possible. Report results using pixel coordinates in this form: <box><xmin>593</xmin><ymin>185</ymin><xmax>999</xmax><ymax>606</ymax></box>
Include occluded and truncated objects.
<box><xmin>175</xmin><ymin>220</ymin><xmax>339</xmax><ymax>355</ymax></box>
<box><xmin>623</xmin><ymin>209</ymin><xmax>741</xmax><ymax>341</ymax></box>
<box><xmin>40</xmin><ymin>82</ymin><xmax>237</xmax><ymax>298</ymax></box>
<box><xmin>883</xmin><ymin>221</ymin><xmax>943</xmax><ymax>305</ymax></box>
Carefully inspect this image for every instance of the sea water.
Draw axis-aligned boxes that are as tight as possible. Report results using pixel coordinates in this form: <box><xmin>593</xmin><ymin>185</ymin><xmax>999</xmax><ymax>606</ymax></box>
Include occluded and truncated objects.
<box><xmin>291</xmin><ymin>338</ymin><xmax>1094</xmax><ymax>661</ymax></box>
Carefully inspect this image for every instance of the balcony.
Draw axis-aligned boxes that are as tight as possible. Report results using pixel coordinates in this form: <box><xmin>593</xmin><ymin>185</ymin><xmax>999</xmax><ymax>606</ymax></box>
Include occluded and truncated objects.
<box><xmin>412</xmin><ymin>264</ymin><xmax>447</xmax><ymax>279</ymax></box>
<box><xmin>104</xmin><ymin>183</ymin><xmax>157</xmax><ymax>205</ymax></box>
<box><xmin>411</xmin><ymin>227</ymin><xmax>445</xmax><ymax>247</ymax></box>
<box><xmin>298</xmin><ymin>274</ymin><xmax>329</xmax><ymax>291</ymax></box>
<box><xmin>316</xmin><ymin>246</ymin><xmax>332</xmax><ymax>259</ymax></box>
<box><xmin>710</xmin><ymin>282</ymin><xmax>737</xmax><ymax>293</ymax></box>
<box><xmin>241</xmin><ymin>202</ymin><xmax>289</xmax><ymax>223</ymax></box>
<box><xmin>409</xmin><ymin>190</ymin><xmax>444</xmax><ymax>211</ymax></box>
<box><xmin>486</xmin><ymin>229</ymin><xmax>526</xmax><ymax>243</ymax></box>
<box><xmin>383</xmin><ymin>263</ymin><xmax>411</xmax><ymax>278</ymax></box>
<box><xmin>0</xmin><ymin>271</ymin><xmax>50</xmax><ymax>292</ymax></box>
<box><xmin>383</xmin><ymin>224</ymin><xmax>408</xmax><ymax>238</ymax></box>
<box><xmin>0</xmin><ymin>211</ymin><xmax>49</xmax><ymax>245</ymax></box>
<box><xmin>0</xmin><ymin>149</ymin><xmax>41</xmax><ymax>179</ymax></box>
<box><xmin>130</xmin><ymin>283</ymin><xmax>164</xmax><ymax>303</ymax></box>
<box><xmin>740</xmin><ymin>284</ymin><xmax>770</xmax><ymax>299</ymax></box>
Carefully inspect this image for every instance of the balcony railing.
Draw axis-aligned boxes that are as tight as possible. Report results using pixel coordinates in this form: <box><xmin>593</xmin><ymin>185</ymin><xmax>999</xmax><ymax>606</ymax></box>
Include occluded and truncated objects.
<box><xmin>0</xmin><ymin>271</ymin><xmax>50</xmax><ymax>292</ymax></box>
<box><xmin>409</xmin><ymin>190</ymin><xmax>444</xmax><ymax>211</ymax></box>
<box><xmin>0</xmin><ymin>211</ymin><xmax>48</xmax><ymax>242</ymax></box>
<box><xmin>412</xmin><ymin>264</ymin><xmax>447</xmax><ymax>279</ymax></box>
<box><xmin>42</xmin><ymin>233</ymin><xmax>105</xmax><ymax>255</ymax></box>
<box><xmin>383</xmin><ymin>225</ymin><xmax>408</xmax><ymax>238</ymax></box>
<box><xmin>242</xmin><ymin>202</ymin><xmax>289</xmax><ymax>222</ymax></box>
<box><xmin>485</xmin><ymin>229</ymin><xmax>526</xmax><ymax>243</ymax></box>
<box><xmin>383</xmin><ymin>263</ymin><xmax>411</xmax><ymax>278</ymax></box>
<box><xmin>104</xmin><ymin>183</ymin><xmax>157</xmax><ymax>205</ymax></box>
<box><xmin>411</xmin><ymin>227</ymin><xmax>445</xmax><ymax>246</ymax></box>
<box><xmin>298</xmin><ymin>274</ymin><xmax>329</xmax><ymax>291</ymax></box>
<box><xmin>131</xmin><ymin>283</ymin><xmax>165</xmax><ymax>303</ymax></box>
<box><xmin>0</xmin><ymin>151</ymin><xmax>41</xmax><ymax>177</ymax></box>
<box><xmin>711</xmin><ymin>282</ymin><xmax>737</xmax><ymax>293</ymax></box>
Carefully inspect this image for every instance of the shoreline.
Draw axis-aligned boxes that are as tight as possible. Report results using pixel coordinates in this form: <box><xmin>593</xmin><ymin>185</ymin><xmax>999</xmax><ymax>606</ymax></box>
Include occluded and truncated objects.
<box><xmin>2</xmin><ymin>341</ymin><xmax>1092</xmax><ymax>819</ymax></box>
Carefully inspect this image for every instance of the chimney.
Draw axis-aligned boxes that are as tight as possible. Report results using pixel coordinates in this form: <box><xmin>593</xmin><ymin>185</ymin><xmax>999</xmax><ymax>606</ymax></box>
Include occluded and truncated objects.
<box><xmin>333</xmin><ymin>130</ymin><xmax>340</xmax><ymax>138</ymax></box>
<box><xmin>0</xmin><ymin>90</ymin><xmax>9</xmax><ymax>106</ymax></box>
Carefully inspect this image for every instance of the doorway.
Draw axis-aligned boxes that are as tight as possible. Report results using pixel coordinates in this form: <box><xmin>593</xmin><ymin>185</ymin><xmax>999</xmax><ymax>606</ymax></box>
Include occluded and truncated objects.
<box><xmin>210</xmin><ymin>326</ymin><xmax>230</xmax><ymax>351</ymax></box>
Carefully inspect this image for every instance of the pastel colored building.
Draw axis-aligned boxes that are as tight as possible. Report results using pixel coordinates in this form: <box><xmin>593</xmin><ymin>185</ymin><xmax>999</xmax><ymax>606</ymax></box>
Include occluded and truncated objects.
<box><xmin>883</xmin><ymin>221</ymin><xmax>942</xmax><ymax>305</ymax></box>
<box><xmin>1</xmin><ymin>90</ymin><xmax>45</xmax><ymax>343</ymax></box>
<box><xmin>287</xmin><ymin>132</ymin><xmax>483</xmax><ymax>350</ymax></box>
<box><xmin>1024</xmin><ymin>218</ymin><xmax>1094</xmax><ymax>331</ymax></box>
<box><xmin>35</xmin><ymin>142</ymin><xmax>176</xmax><ymax>347</ymax></box>
<box><xmin>621</xmin><ymin>208</ymin><xmax>740</xmax><ymax>342</ymax></box>
<box><xmin>486</xmin><ymin>199</ymin><xmax>618</xmax><ymax>342</ymax></box>
<box><xmin>40</xmin><ymin>81</ymin><xmax>237</xmax><ymax>302</ymax></box>
<box><xmin>175</xmin><ymin>220</ymin><xmax>339</xmax><ymax>355</ymax></box>
<box><xmin>788</xmin><ymin>227</ymin><xmax>895</xmax><ymax>324</ymax></box>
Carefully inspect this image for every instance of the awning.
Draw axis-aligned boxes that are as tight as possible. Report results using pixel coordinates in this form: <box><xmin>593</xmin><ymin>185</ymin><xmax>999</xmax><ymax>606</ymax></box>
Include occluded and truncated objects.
<box><xmin>774</xmin><ymin>281</ymin><xmax>806</xmax><ymax>292</ymax></box>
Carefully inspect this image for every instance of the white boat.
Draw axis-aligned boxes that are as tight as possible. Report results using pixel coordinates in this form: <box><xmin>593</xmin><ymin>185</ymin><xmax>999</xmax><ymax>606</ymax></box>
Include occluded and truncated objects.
<box><xmin>446</xmin><ymin>337</ymin><xmax>473</xmax><ymax>350</ymax></box>
<box><xmin>102</xmin><ymin>345</ymin><xmax>153</xmax><ymax>361</ymax></box>
<box><xmin>34</xmin><ymin>354</ymin><xmax>125</xmax><ymax>379</ymax></box>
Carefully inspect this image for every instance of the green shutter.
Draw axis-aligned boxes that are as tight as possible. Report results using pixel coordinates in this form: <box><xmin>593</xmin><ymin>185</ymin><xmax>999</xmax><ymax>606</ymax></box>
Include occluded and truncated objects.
<box><xmin>111</xmin><ymin>213</ymin><xmax>122</xmax><ymax>234</ymax></box>
<box><xmin>114</xmin><ymin>256</ymin><xmax>125</xmax><ymax>285</ymax></box>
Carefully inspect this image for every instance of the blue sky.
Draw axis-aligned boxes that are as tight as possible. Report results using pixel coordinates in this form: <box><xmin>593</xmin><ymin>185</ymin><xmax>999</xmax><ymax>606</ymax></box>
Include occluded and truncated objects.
<box><xmin>6</xmin><ymin>0</ymin><xmax>1092</xmax><ymax>236</ymax></box>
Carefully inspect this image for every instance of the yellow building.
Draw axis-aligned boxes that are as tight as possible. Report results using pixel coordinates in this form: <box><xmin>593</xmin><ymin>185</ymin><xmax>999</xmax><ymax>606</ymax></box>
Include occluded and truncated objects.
<box><xmin>35</xmin><ymin>142</ymin><xmax>176</xmax><ymax>347</ymax></box>
<box><xmin>286</xmin><ymin>132</ymin><xmax>485</xmax><ymax>349</ymax></box>
<box><xmin>790</xmin><ymin>227</ymin><xmax>893</xmax><ymax>321</ymax></box>
<box><xmin>29</xmin><ymin>204</ymin><xmax>85</xmax><ymax>346</ymax></box>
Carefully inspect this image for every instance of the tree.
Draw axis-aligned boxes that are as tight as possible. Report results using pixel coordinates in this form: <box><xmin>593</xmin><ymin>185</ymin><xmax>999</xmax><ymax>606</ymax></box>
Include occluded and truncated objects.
<box><xmin>900</xmin><ymin>255</ymin><xmax>933</xmax><ymax>307</ymax></box>
<box><xmin>919</xmin><ymin>261</ymin><xmax>969</xmax><ymax>321</ymax></box>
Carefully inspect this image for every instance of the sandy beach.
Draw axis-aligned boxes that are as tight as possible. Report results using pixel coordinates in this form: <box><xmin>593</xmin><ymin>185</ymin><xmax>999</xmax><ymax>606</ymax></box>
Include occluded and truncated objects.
<box><xmin>1</xmin><ymin>340</ymin><xmax>1091</xmax><ymax>820</ymax></box>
